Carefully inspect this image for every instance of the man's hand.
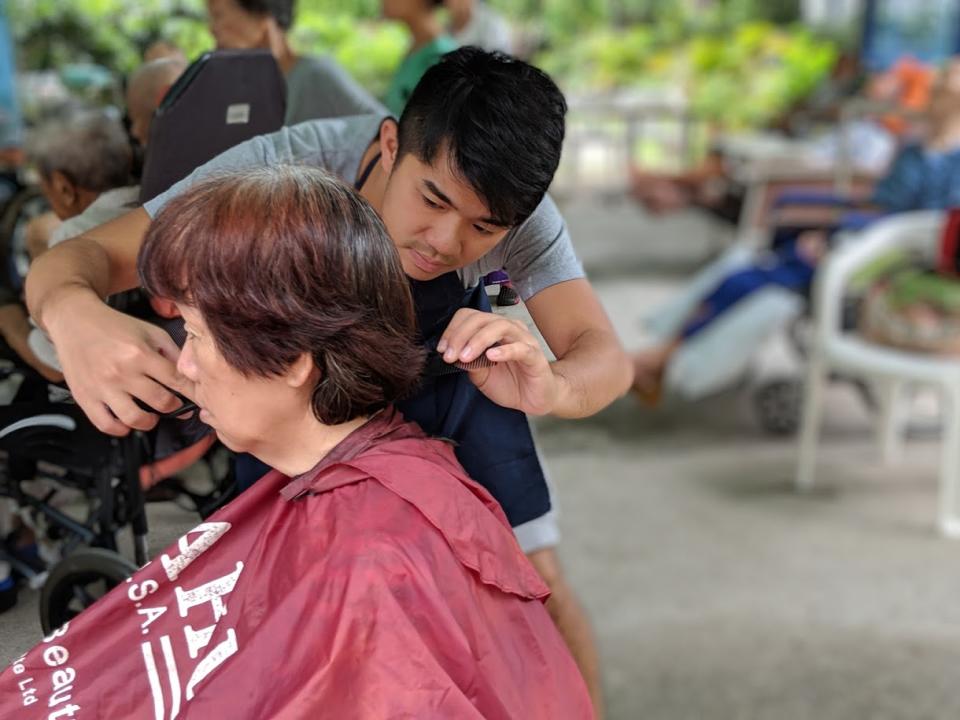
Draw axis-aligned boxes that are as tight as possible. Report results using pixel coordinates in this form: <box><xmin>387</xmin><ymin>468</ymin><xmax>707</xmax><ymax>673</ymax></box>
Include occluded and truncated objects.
<box><xmin>45</xmin><ymin>291</ymin><xmax>192</xmax><ymax>435</ymax></box>
<box><xmin>438</xmin><ymin>308</ymin><xmax>559</xmax><ymax>416</ymax></box>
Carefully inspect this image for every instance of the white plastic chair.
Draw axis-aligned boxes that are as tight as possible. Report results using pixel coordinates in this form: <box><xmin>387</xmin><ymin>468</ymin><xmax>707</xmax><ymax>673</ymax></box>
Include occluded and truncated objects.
<box><xmin>795</xmin><ymin>210</ymin><xmax>960</xmax><ymax>536</ymax></box>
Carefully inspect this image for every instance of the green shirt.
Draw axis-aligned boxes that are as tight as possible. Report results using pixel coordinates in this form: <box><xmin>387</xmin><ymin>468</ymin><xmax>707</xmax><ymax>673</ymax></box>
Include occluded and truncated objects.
<box><xmin>383</xmin><ymin>35</ymin><xmax>459</xmax><ymax>116</ymax></box>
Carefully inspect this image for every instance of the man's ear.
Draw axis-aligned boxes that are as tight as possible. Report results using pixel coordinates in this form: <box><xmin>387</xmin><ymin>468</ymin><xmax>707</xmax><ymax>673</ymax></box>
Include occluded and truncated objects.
<box><xmin>378</xmin><ymin>118</ymin><xmax>400</xmax><ymax>175</ymax></box>
<box><xmin>49</xmin><ymin>170</ymin><xmax>78</xmax><ymax>209</ymax></box>
<box><xmin>286</xmin><ymin>352</ymin><xmax>317</xmax><ymax>390</ymax></box>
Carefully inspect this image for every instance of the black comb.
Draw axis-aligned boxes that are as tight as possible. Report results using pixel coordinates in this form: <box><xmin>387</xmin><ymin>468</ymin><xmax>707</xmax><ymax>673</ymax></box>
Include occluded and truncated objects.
<box><xmin>423</xmin><ymin>351</ymin><xmax>496</xmax><ymax>377</ymax></box>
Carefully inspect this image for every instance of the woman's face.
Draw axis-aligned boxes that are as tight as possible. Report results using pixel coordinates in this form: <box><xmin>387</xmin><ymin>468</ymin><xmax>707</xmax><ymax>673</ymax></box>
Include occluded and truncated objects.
<box><xmin>176</xmin><ymin>304</ymin><xmax>310</xmax><ymax>454</ymax></box>
<box><xmin>206</xmin><ymin>0</ymin><xmax>268</xmax><ymax>50</ymax></box>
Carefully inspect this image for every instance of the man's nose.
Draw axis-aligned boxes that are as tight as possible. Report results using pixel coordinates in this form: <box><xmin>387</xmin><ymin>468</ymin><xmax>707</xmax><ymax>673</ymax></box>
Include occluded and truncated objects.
<box><xmin>424</xmin><ymin>215</ymin><xmax>462</xmax><ymax>258</ymax></box>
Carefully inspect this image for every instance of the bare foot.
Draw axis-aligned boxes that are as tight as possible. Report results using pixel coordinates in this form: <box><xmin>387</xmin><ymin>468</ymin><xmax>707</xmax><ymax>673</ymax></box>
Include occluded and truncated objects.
<box><xmin>631</xmin><ymin>347</ymin><xmax>670</xmax><ymax>407</ymax></box>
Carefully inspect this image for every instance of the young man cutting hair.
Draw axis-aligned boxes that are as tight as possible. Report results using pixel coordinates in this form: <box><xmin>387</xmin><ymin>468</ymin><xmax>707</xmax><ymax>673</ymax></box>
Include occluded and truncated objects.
<box><xmin>27</xmin><ymin>48</ymin><xmax>631</xmax><ymax>716</ymax></box>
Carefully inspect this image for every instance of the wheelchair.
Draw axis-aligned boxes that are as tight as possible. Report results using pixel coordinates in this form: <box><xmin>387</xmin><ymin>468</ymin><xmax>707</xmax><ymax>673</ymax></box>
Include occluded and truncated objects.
<box><xmin>0</xmin><ymin>47</ymin><xmax>285</xmax><ymax>633</ymax></box>
<box><xmin>0</xmin><ymin>334</ymin><xmax>236</xmax><ymax>633</ymax></box>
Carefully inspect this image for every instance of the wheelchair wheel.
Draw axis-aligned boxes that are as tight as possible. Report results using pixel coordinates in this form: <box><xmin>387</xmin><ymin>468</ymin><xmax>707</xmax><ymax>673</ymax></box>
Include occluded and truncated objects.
<box><xmin>753</xmin><ymin>378</ymin><xmax>802</xmax><ymax>436</ymax></box>
<box><xmin>39</xmin><ymin>547</ymin><xmax>137</xmax><ymax>635</ymax></box>
<box><xmin>0</xmin><ymin>186</ymin><xmax>48</xmax><ymax>297</ymax></box>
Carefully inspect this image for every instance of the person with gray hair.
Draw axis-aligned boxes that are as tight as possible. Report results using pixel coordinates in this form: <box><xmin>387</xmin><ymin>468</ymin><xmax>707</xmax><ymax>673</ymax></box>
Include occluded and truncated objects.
<box><xmin>39</xmin><ymin>58</ymin><xmax>186</xmax><ymax>255</ymax></box>
<box><xmin>28</xmin><ymin>110</ymin><xmax>133</xmax><ymax>222</ymax></box>
<box><xmin>20</xmin><ymin>59</ymin><xmax>187</xmax><ymax>377</ymax></box>
<box><xmin>126</xmin><ymin>56</ymin><xmax>188</xmax><ymax>148</ymax></box>
<box><xmin>0</xmin><ymin>110</ymin><xmax>133</xmax><ymax>382</ymax></box>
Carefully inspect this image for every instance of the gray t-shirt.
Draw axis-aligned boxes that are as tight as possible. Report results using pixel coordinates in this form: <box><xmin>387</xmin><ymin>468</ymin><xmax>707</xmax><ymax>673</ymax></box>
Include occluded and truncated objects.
<box><xmin>144</xmin><ymin>115</ymin><xmax>584</xmax><ymax>300</ymax></box>
<box><xmin>284</xmin><ymin>55</ymin><xmax>386</xmax><ymax>125</ymax></box>
<box><xmin>50</xmin><ymin>185</ymin><xmax>140</xmax><ymax>247</ymax></box>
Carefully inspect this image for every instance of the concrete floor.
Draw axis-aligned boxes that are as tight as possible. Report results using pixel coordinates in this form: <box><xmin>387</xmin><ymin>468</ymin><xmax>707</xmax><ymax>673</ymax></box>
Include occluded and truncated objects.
<box><xmin>3</xmin><ymin>198</ymin><xmax>960</xmax><ymax>719</ymax></box>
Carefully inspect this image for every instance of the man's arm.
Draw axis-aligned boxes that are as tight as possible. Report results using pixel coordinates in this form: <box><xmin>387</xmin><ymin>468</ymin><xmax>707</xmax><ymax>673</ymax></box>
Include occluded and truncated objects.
<box><xmin>24</xmin><ymin>124</ymin><xmax>304</xmax><ymax>434</ymax></box>
<box><xmin>25</xmin><ymin>207</ymin><xmax>187</xmax><ymax>434</ymax></box>
<box><xmin>438</xmin><ymin>279</ymin><xmax>632</xmax><ymax>419</ymax></box>
<box><xmin>27</xmin><ymin>207</ymin><xmax>148</xmax><ymax>321</ymax></box>
<box><xmin>525</xmin><ymin>278</ymin><xmax>632</xmax><ymax>418</ymax></box>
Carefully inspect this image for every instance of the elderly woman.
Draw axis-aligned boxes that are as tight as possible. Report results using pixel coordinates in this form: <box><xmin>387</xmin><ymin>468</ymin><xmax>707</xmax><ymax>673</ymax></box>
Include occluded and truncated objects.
<box><xmin>0</xmin><ymin>165</ymin><xmax>592</xmax><ymax>719</ymax></box>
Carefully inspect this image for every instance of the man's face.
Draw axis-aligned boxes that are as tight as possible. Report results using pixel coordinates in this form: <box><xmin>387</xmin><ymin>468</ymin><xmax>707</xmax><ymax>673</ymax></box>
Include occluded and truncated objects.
<box><xmin>379</xmin><ymin>149</ymin><xmax>511</xmax><ymax>281</ymax></box>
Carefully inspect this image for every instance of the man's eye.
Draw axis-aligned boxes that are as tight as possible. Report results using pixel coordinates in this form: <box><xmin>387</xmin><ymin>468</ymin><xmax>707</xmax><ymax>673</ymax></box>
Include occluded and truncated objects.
<box><xmin>422</xmin><ymin>195</ymin><xmax>442</xmax><ymax>210</ymax></box>
<box><xmin>474</xmin><ymin>224</ymin><xmax>494</xmax><ymax>236</ymax></box>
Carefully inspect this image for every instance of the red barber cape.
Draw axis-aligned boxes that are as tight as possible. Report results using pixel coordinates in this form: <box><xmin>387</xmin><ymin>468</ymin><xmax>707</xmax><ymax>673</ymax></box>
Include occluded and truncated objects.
<box><xmin>1</xmin><ymin>409</ymin><xmax>593</xmax><ymax>719</ymax></box>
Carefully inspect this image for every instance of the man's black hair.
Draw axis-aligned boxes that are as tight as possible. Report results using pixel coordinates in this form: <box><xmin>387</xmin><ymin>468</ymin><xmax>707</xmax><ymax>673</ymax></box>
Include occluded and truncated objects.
<box><xmin>397</xmin><ymin>47</ymin><xmax>567</xmax><ymax>228</ymax></box>
<box><xmin>236</xmin><ymin>0</ymin><xmax>295</xmax><ymax>30</ymax></box>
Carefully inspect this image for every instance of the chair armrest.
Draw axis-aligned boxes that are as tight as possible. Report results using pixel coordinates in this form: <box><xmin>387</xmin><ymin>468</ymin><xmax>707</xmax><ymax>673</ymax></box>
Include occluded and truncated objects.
<box><xmin>811</xmin><ymin>211</ymin><xmax>944</xmax><ymax>346</ymax></box>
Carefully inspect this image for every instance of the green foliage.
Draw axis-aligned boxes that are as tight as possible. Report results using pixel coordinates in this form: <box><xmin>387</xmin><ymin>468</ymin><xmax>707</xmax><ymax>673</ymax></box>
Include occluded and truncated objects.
<box><xmin>537</xmin><ymin>26</ymin><xmax>655</xmax><ymax>90</ymax></box>
<box><xmin>9</xmin><ymin>0</ymin><xmax>211</xmax><ymax>74</ymax></box>
<box><xmin>8</xmin><ymin>0</ymin><xmax>840</xmax><ymax>132</ymax></box>
<box><xmin>680</xmin><ymin>23</ymin><xmax>837</xmax><ymax>128</ymax></box>
<box><xmin>290</xmin><ymin>15</ymin><xmax>405</xmax><ymax>99</ymax></box>
<box><xmin>9</xmin><ymin>0</ymin><xmax>405</xmax><ymax>100</ymax></box>
<box><xmin>538</xmin><ymin>19</ymin><xmax>837</xmax><ymax>130</ymax></box>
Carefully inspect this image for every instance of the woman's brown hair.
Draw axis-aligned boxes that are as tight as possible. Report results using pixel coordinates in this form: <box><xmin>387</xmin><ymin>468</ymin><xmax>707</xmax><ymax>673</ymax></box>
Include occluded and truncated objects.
<box><xmin>139</xmin><ymin>165</ymin><xmax>424</xmax><ymax>424</ymax></box>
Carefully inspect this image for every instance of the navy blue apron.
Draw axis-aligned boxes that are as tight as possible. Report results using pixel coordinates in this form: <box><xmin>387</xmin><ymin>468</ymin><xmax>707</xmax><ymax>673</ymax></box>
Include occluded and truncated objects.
<box><xmin>398</xmin><ymin>272</ymin><xmax>551</xmax><ymax>527</ymax></box>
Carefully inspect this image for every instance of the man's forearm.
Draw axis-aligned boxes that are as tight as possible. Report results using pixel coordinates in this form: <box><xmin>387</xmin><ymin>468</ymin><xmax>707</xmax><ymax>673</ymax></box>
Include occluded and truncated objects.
<box><xmin>25</xmin><ymin>237</ymin><xmax>113</xmax><ymax>332</ymax></box>
<box><xmin>549</xmin><ymin>329</ymin><xmax>633</xmax><ymax>418</ymax></box>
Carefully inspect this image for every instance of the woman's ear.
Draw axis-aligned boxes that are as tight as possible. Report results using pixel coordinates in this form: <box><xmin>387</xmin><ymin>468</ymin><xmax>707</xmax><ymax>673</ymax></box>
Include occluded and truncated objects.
<box><xmin>285</xmin><ymin>352</ymin><xmax>317</xmax><ymax>389</ymax></box>
<box><xmin>379</xmin><ymin>118</ymin><xmax>400</xmax><ymax>175</ymax></box>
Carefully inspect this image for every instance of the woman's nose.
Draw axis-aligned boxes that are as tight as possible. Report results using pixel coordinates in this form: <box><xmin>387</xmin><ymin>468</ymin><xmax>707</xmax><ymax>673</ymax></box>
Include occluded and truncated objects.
<box><xmin>176</xmin><ymin>342</ymin><xmax>198</xmax><ymax>382</ymax></box>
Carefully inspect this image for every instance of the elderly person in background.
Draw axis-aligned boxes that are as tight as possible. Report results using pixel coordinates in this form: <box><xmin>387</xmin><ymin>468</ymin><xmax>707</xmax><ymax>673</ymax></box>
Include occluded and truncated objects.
<box><xmin>29</xmin><ymin>112</ymin><xmax>133</xmax><ymax>228</ymax></box>
<box><xmin>24</xmin><ymin>57</ymin><xmax>186</xmax><ymax>262</ymax></box>
<box><xmin>0</xmin><ymin>111</ymin><xmax>133</xmax><ymax>380</ymax></box>
<box><xmin>632</xmin><ymin>57</ymin><xmax>960</xmax><ymax>405</ymax></box>
<box><xmin>126</xmin><ymin>55</ymin><xmax>188</xmax><ymax>149</ymax></box>
<box><xmin>0</xmin><ymin>165</ymin><xmax>594</xmax><ymax>718</ymax></box>
<box><xmin>19</xmin><ymin>58</ymin><xmax>187</xmax><ymax>375</ymax></box>
<box><xmin>143</xmin><ymin>39</ymin><xmax>188</xmax><ymax>65</ymax></box>
<box><xmin>206</xmin><ymin>0</ymin><xmax>385</xmax><ymax>123</ymax></box>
